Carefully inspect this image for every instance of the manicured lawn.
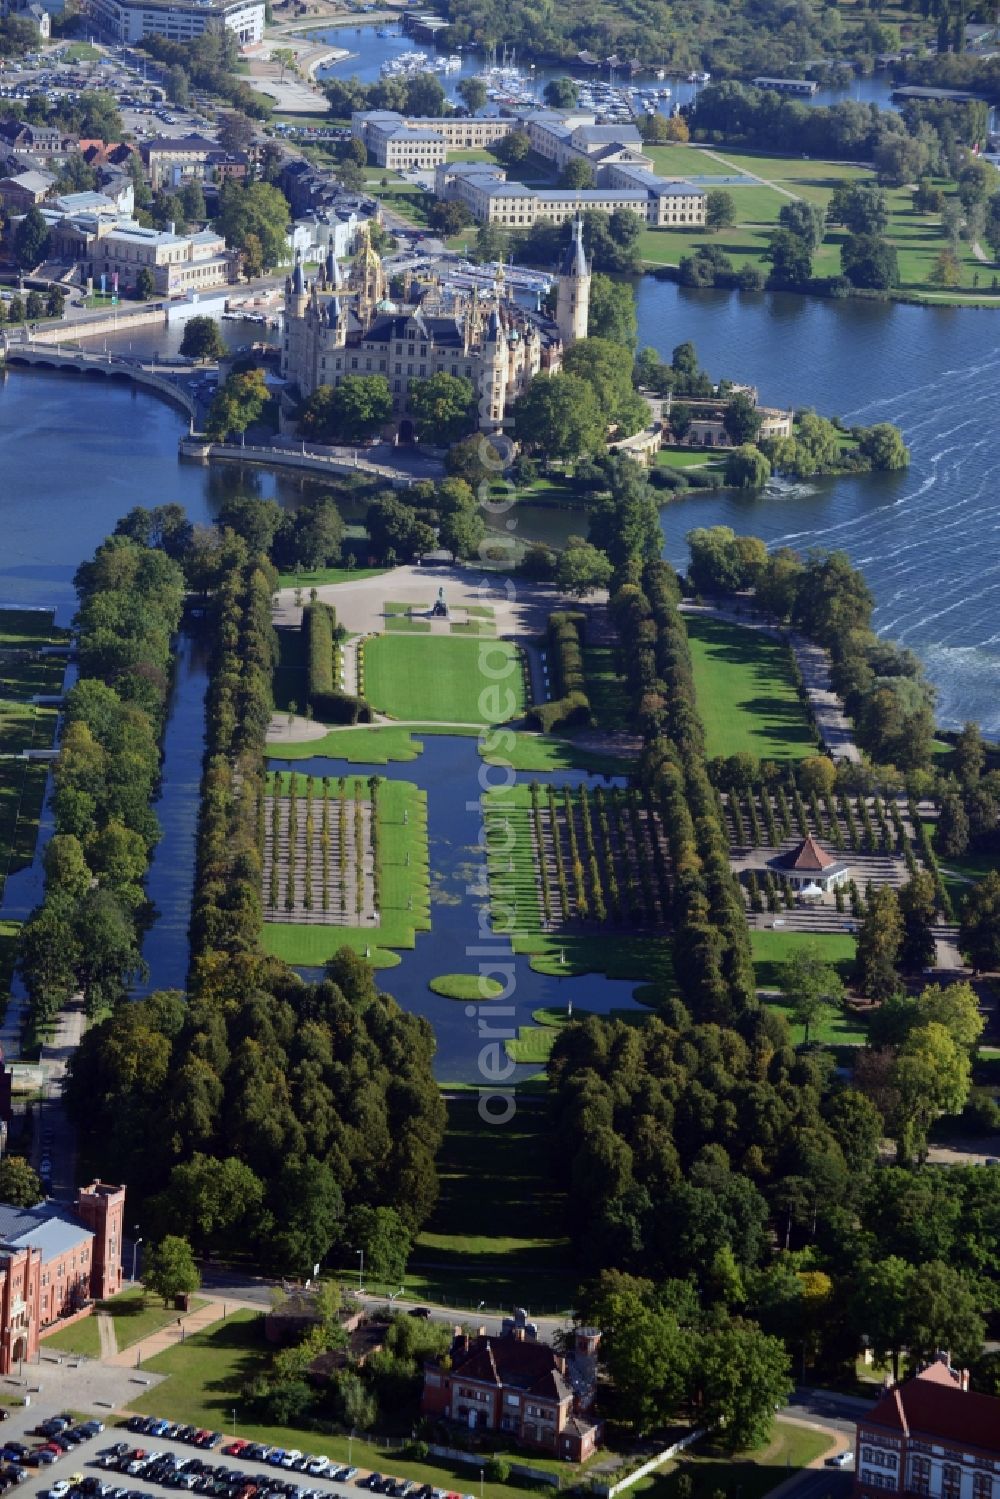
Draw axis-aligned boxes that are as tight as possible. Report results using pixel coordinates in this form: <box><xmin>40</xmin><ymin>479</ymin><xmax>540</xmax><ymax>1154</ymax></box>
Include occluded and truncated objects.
<box><xmin>686</xmin><ymin>615</ymin><xmax>816</xmax><ymax>762</ymax></box>
<box><xmin>261</xmin><ymin>774</ymin><xmax>429</xmax><ymax>967</ymax></box>
<box><xmin>634</xmin><ymin>1422</ymin><xmax>835</xmax><ymax>1499</ymax></box>
<box><xmin>751</xmin><ymin>929</ymin><xmax>865</xmax><ymax>1043</ymax></box>
<box><xmin>583</xmin><ymin>646</ymin><xmax>631</xmax><ymax>730</ymax></box>
<box><xmin>384</xmin><ymin>600</ymin><xmax>431</xmax><ymax>633</ymax></box>
<box><xmin>134</xmin><ymin>1312</ymin><xmax>574</xmax><ymax>1490</ymax></box>
<box><xmin>363</xmin><ymin>635</ymin><xmax>526</xmax><ymax>724</ymax></box>
<box><xmin>656</xmin><ymin>446</ymin><xmax>726</xmax><ymax>470</ymax></box>
<box><xmin>480</xmin><ymin>729</ymin><xmax>634</xmax><ymax>774</ymax></box>
<box><xmin>277</xmin><ymin>565</ymin><xmax>385</xmax><ymax>588</ymax></box>
<box><xmin>44</xmin><ymin>1291</ymin><xmax>209</xmax><ymax>1357</ymax></box>
<box><xmin>428</xmin><ymin>973</ymin><xmax>504</xmax><ymax>1000</ymax></box>
<box><xmin>411</xmin><ymin>1096</ymin><xmax>574</xmax><ymax>1312</ymax></box>
<box><xmin>267</xmin><ymin>723</ymin><xmax>480</xmax><ymax>763</ymax></box>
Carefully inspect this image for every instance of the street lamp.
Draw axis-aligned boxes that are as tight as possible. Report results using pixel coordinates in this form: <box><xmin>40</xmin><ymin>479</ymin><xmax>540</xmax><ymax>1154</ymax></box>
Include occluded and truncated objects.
<box><xmin>232</xmin><ymin>1409</ymin><xmax>237</xmax><ymax>1441</ymax></box>
<box><xmin>132</xmin><ymin>1229</ymin><xmax>143</xmax><ymax>1284</ymax></box>
<box><xmin>479</xmin><ymin>1469</ymin><xmax>484</xmax><ymax>1499</ymax></box>
<box><xmin>349</xmin><ymin>1430</ymin><xmax>355</xmax><ymax>1466</ymax></box>
<box><xmin>355</xmin><ymin>1247</ymin><xmax>364</xmax><ymax>1296</ymax></box>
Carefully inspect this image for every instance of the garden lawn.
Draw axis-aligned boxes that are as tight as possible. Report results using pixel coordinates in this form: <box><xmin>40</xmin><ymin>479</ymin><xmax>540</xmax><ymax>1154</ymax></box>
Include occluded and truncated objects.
<box><xmin>583</xmin><ymin>646</ymin><xmax>631</xmax><ymax>730</ymax></box>
<box><xmin>133</xmin><ymin>1312</ymin><xmax>582</xmax><ymax>1489</ymax></box>
<box><xmin>633</xmin><ymin>1422</ymin><xmax>835</xmax><ymax>1499</ymax></box>
<box><xmin>40</xmin><ymin>1316</ymin><xmax>101</xmax><ymax>1358</ymax></box>
<box><xmin>276</xmin><ymin>565</ymin><xmax>385</xmax><ymax>588</ymax></box>
<box><xmin>267</xmin><ymin>724</ymin><xmax>479</xmax><ymax>763</ymax></box>
<box><xmin>752</xmin><ymin>929</ymin><xmax>866</xmax><ymax>1043</ymax></box>
<box><xmin>481</xmin><ymin>730</ymin><xmax>634</xmax><ymax>775</ymax></box>
<box><xmin>384</xmin><ymin>600</ymin><xmax>431</xmax><ymax>633</ymax></box>
<box><xmin>362</xmin><ymin>634</ymin><xmax>525</xmax><ymax>724</ymax></box>
<box><xmin>686</xmin><ymin>615</ymin><xmax>816</xmax><ymax>761</ymax></box>
<box><xmin>261</xmin><ymin>774</ymin><xmax>429</xmax><ymax>967</ymax></box>
<box><xmin>44</xmin><ymin>1291</ymin><xmax>209</xmax><ymax>1357</ymax></box>
<box><xmin>655</xmin><ymin>446</ymin><xmax>726</xmax><ymax>470</ymax></box>
<box><xmin>411</xmin><ymin>1096</ymin><xmax>574</xmax><ymax>1312</ymax></box>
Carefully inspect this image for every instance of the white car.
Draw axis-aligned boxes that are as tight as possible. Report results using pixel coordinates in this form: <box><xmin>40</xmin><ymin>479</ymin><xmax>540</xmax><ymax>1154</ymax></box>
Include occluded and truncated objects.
<box><xmin>829</xmin><ymin>1452</ymin><xmax>854</xmax><ymax>1469</ymax></box>
<box><xmin>48</xmin><ymin>1484</ymin><xmax>72</xmax><ymax>1499</ymax></box>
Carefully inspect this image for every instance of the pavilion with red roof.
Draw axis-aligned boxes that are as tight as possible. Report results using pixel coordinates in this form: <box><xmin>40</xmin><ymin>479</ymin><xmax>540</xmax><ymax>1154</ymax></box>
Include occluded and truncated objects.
<box><xmin>768</xmin><ymin>834</ymin><xmax>850</xmax><ymax>895</ymax></box>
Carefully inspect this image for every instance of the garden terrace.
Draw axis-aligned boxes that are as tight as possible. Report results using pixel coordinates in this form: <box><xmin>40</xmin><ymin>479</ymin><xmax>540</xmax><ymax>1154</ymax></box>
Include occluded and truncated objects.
<box><xmin>262</xmin><ymin>771</ymin><xmax>376</xmax><ymax>926</ymax></box>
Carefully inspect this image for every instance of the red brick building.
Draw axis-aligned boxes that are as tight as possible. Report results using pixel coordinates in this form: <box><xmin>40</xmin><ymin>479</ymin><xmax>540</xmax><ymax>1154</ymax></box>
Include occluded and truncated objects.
<box><xmin>0</xmin><ymin>1182</ymin><xmax>125</xmax><ymax>1372</ymax></box>
<box><xmin>854</xmin><ymin>1361</ymin><xmax>1000</xmax><ymax>1499</ymax></box>
<box><xmin>421</xmin><ymin>1323</ymin><xmax>602</xmax><ymax>1461</ymax></box>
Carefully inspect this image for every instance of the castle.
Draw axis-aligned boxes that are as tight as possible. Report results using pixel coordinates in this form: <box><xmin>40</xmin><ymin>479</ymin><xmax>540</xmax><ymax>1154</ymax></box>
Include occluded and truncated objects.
<box><xmin>280</xmin><ymin>219</ymin><xmax>591</xmax><ymax>437</ymax></box>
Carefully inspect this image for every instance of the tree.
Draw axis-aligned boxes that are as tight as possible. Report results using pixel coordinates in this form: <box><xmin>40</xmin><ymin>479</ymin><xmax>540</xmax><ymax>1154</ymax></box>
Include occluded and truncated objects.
<box><xmin>217</xmin><ymin>111</ymin><xmax>256</xmax><ymax>154</ymax></box>
<box><xmin>135</xmin><ymin>266</ymin><xmax>156</xmax><ymax>301</ymax></box>
<box><xmin>45</xmin><ymin>286</ymin><xmax>66</xmax><ymax>319</ymax></box>
<box><xmin>494</xmin><ymin>129</ymin><xmax>531</xmax><ymax>166</ymax></box>
<box><xmin>855</xmin><ymin>1255</ymin><xmax>911</xmax><ymax>1380</ymax></box>
<box><xmin>904</xmin><ymin>1260</ymin><xmax>986</xmax><ymax>1369</ymax></box>
<box><xmin>154</xmin><ymin>1154</ymin><xmax>264</xmax><ymax>1252</ymax></box>
<box><xmin>797</xmin><ymin>756</ymin><xmax>836</xmax><ymax>799</ymax></box>
<box><xmin>855</xmin><ymin>884</ymin><xmax>902</xmax><ymax>1001</ymax></box>
<box><xmin>959</xmin><ymin>870</ymin><xmax>1000</xmax><ymax>973</ymax></box>
<box><xmin>280</xmin><ymin>497</ymin><xmax>345</xmax><ymax>570</ymax></box>
<box><xmin>723</xmin><ymin>391</ymin><xmax>763</xmax><ymax>447</ymax></box>
<box><xmin>557</xmin><ymin>537</ymin><xmax>614</xmax><ymax>597</ymax></box>
<box><xmin>841</xmin><ymin>233</ymin><xmax>899</xmax><ymax>290</ymax></box>
<box><xmin>272</xmin><ymin>46</ymin><xmax>295</xmax><ymax>82</ymax></box>
<box><xmin>563</xmin><ymin>338</ymin><xmax>648</xmax><ymax>435</ymax></box>
<box><xmin>954</xmin><ymin>721</ymin><xmax>985</xmax><ymax>785</ymax></box>
<box><xmin>778</xmin><ymin>200</ymin><xmax>826</xmax><ymax>252</ymax></box>
<box><xmin>180</xmin><ymin>315</ymin><xmax>226</xmax><ymax>363</ymax></box>
<box><xmin>457</xmin><ymin>76</ymin><xmax>487</xmax><ymax>112</ymax></box>
<box><xmin>724</xmin><ymin>444</ymin><xmax>771</xmax><ymax>489</ymax></box>
<box><xmin>300</xmin><ymin>375</ymin><xmax>392</xmax><ymax>444</ymax></box>
<box><xmin>427</xmin><ymin>199</ymin><xmax>473</xmax><ymax>236</ymax></box>
<box><xmin>407</xmin><ymin>372</ymin><xmax>475</xmax><ymax>445</ymax></box>
<box><xmin>438</xmin><ymin>506</ymin><xmax>485</xmax><ymax>559</ymax></box>
<box><xmin>829</xmin><ymin>181</ymin><xmax>889</xmax><ymax>235</ymax></box>
<box><xmin>215</xmin><ymin>179</ymin><xmax>291</xmax><ymax>270</ymax></box>
<box><xmin>781</xmin><ymin>942</ymin><xmax>845</xmax><ymax>1044</ymax></box>
<box><xmin>914</xmin><ymin>980</ymin><xmax>984</xmax><ymax>1051</ymax></box>
<box><xmin>206</xmin><ymin>368</ymin><xmax>269</xmax><ymax>441</ymax></box>
<box><xmin>165</xmin><ymin>63</ymin><xmax>190</xmax><ymax>106</ymax></box>
<box><xmin>13</xmin><ymin>204</ymin><xmax>49</xmax><ymax>270</ymax></box>
<box><xmin>560</xmin><ymin>157</ymin><xmax>596</xmax><ymax>190</ymax></box>
<box><xmin>513</xmin><ymin>372</ymin><xmax>605</xmax><ymax>465</ymax></box>
<box><xmin>891</xmin><ymin>1022</ymin><xmax>971</xmax><ymax>1160</ymax></box>
<box><xmin>348</xmin><ymin>1204</ymin><xmax>411</xmax><ymax>1284</ymax></box>
<box><xmin>601</xmin><ymin>1302</ymin><xmax>693</xmax><ymax>1430</ymax></box>
<box><xmin>642</xmin><ymin>112</ymin><xmax>689</xmax><ymax>143</ymax></box>
<box><xmin>264</xmin><ymin>1157</ymin><xmax>344</xmax><ymax>1275</ymax></box>
<box><xmin>858</xmin><ymin>422</ymin><xmax>910</xmax><ymax>470</ymax></box>
<box><xmin>898</xmin><ymin>870</ymin><xmax>937</xmax><ymax>973</ymax></box>
<box><xmin>544</xmin><ymin>76</ymin><xmax>579</xmax><ymax>108</ymax></box>
<box><xmin>588</xmin><ymin>272</ymin><xmax>638</xmax><ymax>348</ymax></box>
<box><xmin>930</xmin><ymin>247</ymin><xmax>962</xmax><ymax>288</ymax></box>
<box><xmin>26</xmin><ymin>290</ymin><xmax>44</xmax><ymax>321</ymax></box>
<box><xmin>698</xmin><ymin>1321</ymin><xmax>792</xmax><ymax>1451</ymax></box>
<box><xmin>706</xmin><ymin>190</ymin><xmax>735</xmax><ymax>231</ymax></box>
<box><xmin>937</xmin><ymin>791</ymin><xmax>970</xmax><ymax>858</ymax></box>
<box><xmin>44</xmin><ymin>834</ymin><xmax>91</xmax><ymax>899</ymax></box>
<box><xmin>765</xmin><ymin>227</ymin><xmax>813</xmax><ymax>286</ymax></box>
<box><xmin>0</xmin><ymin>1156</ymin><xmax>41</xmax><ymax>1206</ymax></box>
<box><xmin>179</xmin><ymin>178</ymin><xmax>207</xmax><ymax>224</ymax></box>
<box><xmin>143</xmin><ymin>1234</ymin><xmax>201</xmax><ymax>1305</ymax></box>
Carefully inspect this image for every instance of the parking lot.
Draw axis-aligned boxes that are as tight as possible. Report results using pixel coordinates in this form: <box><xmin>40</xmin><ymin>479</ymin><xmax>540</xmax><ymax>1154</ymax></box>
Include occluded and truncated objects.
<box><xmin>0</xmin><ymin>1414</ymin><xmax>475</xmax><ymax>1499</ymax></box>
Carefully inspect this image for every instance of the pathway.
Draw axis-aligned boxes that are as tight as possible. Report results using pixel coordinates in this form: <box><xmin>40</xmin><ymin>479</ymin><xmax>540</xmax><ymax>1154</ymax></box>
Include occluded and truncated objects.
<box><xmin>104</xmin><ymin>1295</ymin><xmax>259</xmax><ymax>1369</ymax></box>
<box><xmin>700</xmin><ymin>146</ymin><xmax>801</xmax><ymax>201</ymax></box>
<box><xmin>681</xmin><ymin>600</ymin><xmax>861</xmax><ymax>764</ymax></box>
<box><xmin>97</xmin><ymin>1311</ymin><xmax>117</xmax><ymax>1361</ymax></box>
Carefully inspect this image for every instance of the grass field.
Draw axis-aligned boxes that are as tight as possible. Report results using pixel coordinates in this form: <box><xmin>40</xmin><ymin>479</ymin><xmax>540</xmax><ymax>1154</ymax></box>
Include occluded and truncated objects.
<box><xmin>751</xmin><ymin>929</ymin><xmax>864</xmax><ymax>1043</ymax></box>
<box><xmin>634</xmin><ymin>1423</ymin><xmax>835</xmax><ymax>1499</ymax></box>
<box><xmin>480</xmin><ymin>729</ymin><xmax>635</xmax><ymax>775</ymax></box>
<box><xmin>635</xmin><ymin>144</ymin><xmax>994</xmax><ymax>299</ymax></box>
<box><xmin>267</xmin><ymin>723</ymin><xmax>481</xmax><ymax>763</ymax></box>
<box><xmin>44</xmin><ymin>1290</ymin><xmax>209</xmax><ymax>1357</ymax></box>
<box><xmin>363</xmin><ymin>635</ymin><xmax>526</xmax><ymax>724</ymax></box>
<box><xmin>656</xmin><ymin>446</ymin><xmax>726</xmax><ymax>471</ymax></box>
<box><xmin>276</xmin><ymin>565</ymin><xmax>385</xmax><ymax>589</ymax></box>
<box><xmin>411</xmin><ymin>1095</ymin><xmax>573</xmax><ymax>1310</ymax></box>
<box><xmin>686</xmin><ymin>615</ymin><xmax>816</xmax><ymax>762</ymax></box>
<box><xmin>583</xmin><ymin>646</ymin><xmax>631</xmax><ymax>730</ymax></box>
<box><xmin>261</xmin><ymin>774</ymin><xmax>429</xmax><ymax>967</ymax></box>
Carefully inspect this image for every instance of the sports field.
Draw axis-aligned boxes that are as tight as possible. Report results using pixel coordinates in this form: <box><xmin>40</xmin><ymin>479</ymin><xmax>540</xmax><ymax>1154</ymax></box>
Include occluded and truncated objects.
<box><xmin>686</xmin><ymin>615</ymin><xmax>816</xmax><ymax>761</ymax></box>
<box><xmin>362</xmin><ymin>634</ymin><xmax>526</xmax><ymax>724</ymax></box>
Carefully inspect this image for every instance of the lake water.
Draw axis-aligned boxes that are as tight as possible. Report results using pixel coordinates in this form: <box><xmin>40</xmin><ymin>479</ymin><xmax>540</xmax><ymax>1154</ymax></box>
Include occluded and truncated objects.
<box><xmin>314</xmin><ymin>22</ymin><xmax>904</xmax><ymax>117</ymax></box>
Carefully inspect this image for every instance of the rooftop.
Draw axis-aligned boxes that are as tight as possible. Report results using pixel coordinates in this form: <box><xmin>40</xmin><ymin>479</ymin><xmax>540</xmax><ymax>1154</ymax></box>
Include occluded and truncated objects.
<box><xmin>0</xmin><ymin>1203</ymin><xmax>92</xmax><ymax>1261</ymax></box>
<box><xmin>773</xmin><ymin>835</ymin><xmax>839</xmax><ymax>872</ymax></box>
<box><xmin>862</xmin><ymin>1367</ymin><xmax>1000</xmax><ymax>1453</ymax></box>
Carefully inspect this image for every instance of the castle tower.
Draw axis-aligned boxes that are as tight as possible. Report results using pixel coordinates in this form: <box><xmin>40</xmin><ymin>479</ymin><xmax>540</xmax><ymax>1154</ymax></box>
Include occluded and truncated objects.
<box><xmin>480</xmin><ymin>304</ymin><xmax>508</xmax><ymax>431</ymax></box>
<box><xmin>555</xmin><ymin>215</ymin><xmax>590</xmax><ymax>348</ymax></box>
<box><xmin>76</xmin><ymin>1181</ymin><xmax>126</xmax><ymax>1300</ymax></box>
<box><xmin>353</xmin><ymin>222</ymin><xmax>386</xmax><ymax>330</ymax></box>
<box><xmin>289</xmin><ymin>249</ymin><xmax>307</xmax><ymax>318</ymax></box>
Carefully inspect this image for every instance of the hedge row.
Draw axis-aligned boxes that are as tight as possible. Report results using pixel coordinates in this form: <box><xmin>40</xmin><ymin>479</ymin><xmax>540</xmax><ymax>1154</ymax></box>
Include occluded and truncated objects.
<box><xmin>305</xmin><ymin>601</ymin><xmax>371</xmax><ymax>725</ymax></box>
<box><xmin>527</xmin><ymin>611</ymin><xmax>592</xmax><ymax>734</ymax></box>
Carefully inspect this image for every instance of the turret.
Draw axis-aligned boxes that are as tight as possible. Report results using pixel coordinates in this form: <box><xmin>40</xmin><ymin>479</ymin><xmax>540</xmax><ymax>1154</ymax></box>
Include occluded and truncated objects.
<box><xmin>289</xmin><ymin>249</ymin><xmax>307</xmax><ymax>318</ymax></box>
<box><xmin>325</xmin><ymin>234</ymin><xmax>342</xmax><ymax>291</ymax></box>
<box><xmin>555</xmin><ymin>215</ymin><xmax>590</xmax><ymax>347</ymax></box>
<box><xmin>352</xmin><ymin>222</ymin><xmax>386</xmax><ymax>330</ymax></box>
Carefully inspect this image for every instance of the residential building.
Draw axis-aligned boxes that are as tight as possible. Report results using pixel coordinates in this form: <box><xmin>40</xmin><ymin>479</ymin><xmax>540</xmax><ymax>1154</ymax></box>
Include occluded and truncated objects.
<box><xmin>854</xmin><ymin>1360</ymin><xmax>1000</xmax><ymax>1499</ymax></box>
<box><xmin>85</xmin><ymin>0</ymin><xmax>264</xmax><ymax>45</ymax></box>
<box><xmin>0</xmin><ymin>1182</ymin><xmax>124</xmax><ymax>1374</ymax></box>
<box><xmin>421</xmin><ymin>1317</ymin><xmax>602</xmax><ymax>1461</ymax></box>
<box><xmin>91</xmin><ymin>221</ymin><xmax>234</xmax><ymax>294</ymax></box>
<box><xmin>141</xmin><ymin>134</ymin><xmax>222</xmax><ymax>189</ymax></box>
<box><xmin>280</xmin><ymin>223</ymin><xmax>582</xmax><ymax>435</ymax></box>
<box><xmin>351</xmin><ymin>110</ymin><xmax>514</xmax><ymax>170</ymax></box>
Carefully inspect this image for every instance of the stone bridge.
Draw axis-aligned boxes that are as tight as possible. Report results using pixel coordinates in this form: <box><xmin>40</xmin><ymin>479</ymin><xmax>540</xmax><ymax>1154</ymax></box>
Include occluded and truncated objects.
<box><xmin>0</xmin><ymin>339</ymin><xmax>198</xmax><ymax>422</ymax></box>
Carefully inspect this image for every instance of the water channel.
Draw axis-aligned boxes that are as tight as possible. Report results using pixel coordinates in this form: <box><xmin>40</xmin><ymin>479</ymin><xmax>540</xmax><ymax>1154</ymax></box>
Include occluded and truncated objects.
<box><xmin>2</xmin><ymin>259</ymin><xmax>999</xmax><ymax>1068</ymax></box>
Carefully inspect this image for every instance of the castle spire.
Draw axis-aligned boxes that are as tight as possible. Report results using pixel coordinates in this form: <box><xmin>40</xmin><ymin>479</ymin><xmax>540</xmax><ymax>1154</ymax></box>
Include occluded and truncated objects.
<box><xmin>555</xmin><ymin>215</ymin><xmax>590</xmax><ymax>348</ymax></box>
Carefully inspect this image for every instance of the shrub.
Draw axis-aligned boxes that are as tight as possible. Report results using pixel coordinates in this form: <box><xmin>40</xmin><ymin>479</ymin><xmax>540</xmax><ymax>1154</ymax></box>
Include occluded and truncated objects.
<box><xmin>305</xmin><ymin>601</ymin><xmax>371</xmax><ymax>723</ymax></box>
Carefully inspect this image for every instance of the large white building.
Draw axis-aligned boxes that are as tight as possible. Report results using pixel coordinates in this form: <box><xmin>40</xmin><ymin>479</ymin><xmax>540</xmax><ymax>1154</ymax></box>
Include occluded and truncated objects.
<box><xmin>433</xmin><ymin>159</ymin><xmax>705</xmax><ymax>228</ymax></box>
<box><xmin>91</xmin><ymin>221</ymin><xmax>235</xmax><ymax>295</ymax></box>
<box><xmin>85</xmin><ymin>0</ymin><xmax>264</xmax><ymax>45</ymax></box>
<box><xmin>351</xmin><ymin>111</ymin><xmax>514</xmax><ymax>170</ymax></box>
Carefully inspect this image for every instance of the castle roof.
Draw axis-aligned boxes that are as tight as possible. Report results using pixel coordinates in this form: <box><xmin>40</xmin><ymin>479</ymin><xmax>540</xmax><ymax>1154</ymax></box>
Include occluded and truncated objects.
<box><xmin>561</xmin><ymin>216</ymin><xmax>588</xmax><ymax>279</ymax></box>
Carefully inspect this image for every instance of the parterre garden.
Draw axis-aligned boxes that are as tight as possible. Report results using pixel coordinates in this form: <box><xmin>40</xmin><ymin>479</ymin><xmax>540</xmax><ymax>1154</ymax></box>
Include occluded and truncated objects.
<box><xmin>361</xmin><ymin>633</ymin><xmax>527</xmax><ymax>724</ymax></box>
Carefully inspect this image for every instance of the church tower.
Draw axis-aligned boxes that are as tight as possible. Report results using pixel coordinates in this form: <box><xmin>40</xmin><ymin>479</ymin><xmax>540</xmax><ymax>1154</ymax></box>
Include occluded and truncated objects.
<box><xmin>555</xmin><ymin>216</ymin><xmax>590</xmax><ymax>348</ymax></box>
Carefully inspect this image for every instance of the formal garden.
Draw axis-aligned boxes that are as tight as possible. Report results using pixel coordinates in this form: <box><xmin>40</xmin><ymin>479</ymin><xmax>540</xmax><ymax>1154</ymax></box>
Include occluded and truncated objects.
<box><xmin>685</xmin><ymin>615</ymin><xmax>817</xmax><ymax>762</ymax></box>
<box><xmin>360</xmin><ymin>633</ymin><xmax>527</xmax><ymax>724</ymax></box>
